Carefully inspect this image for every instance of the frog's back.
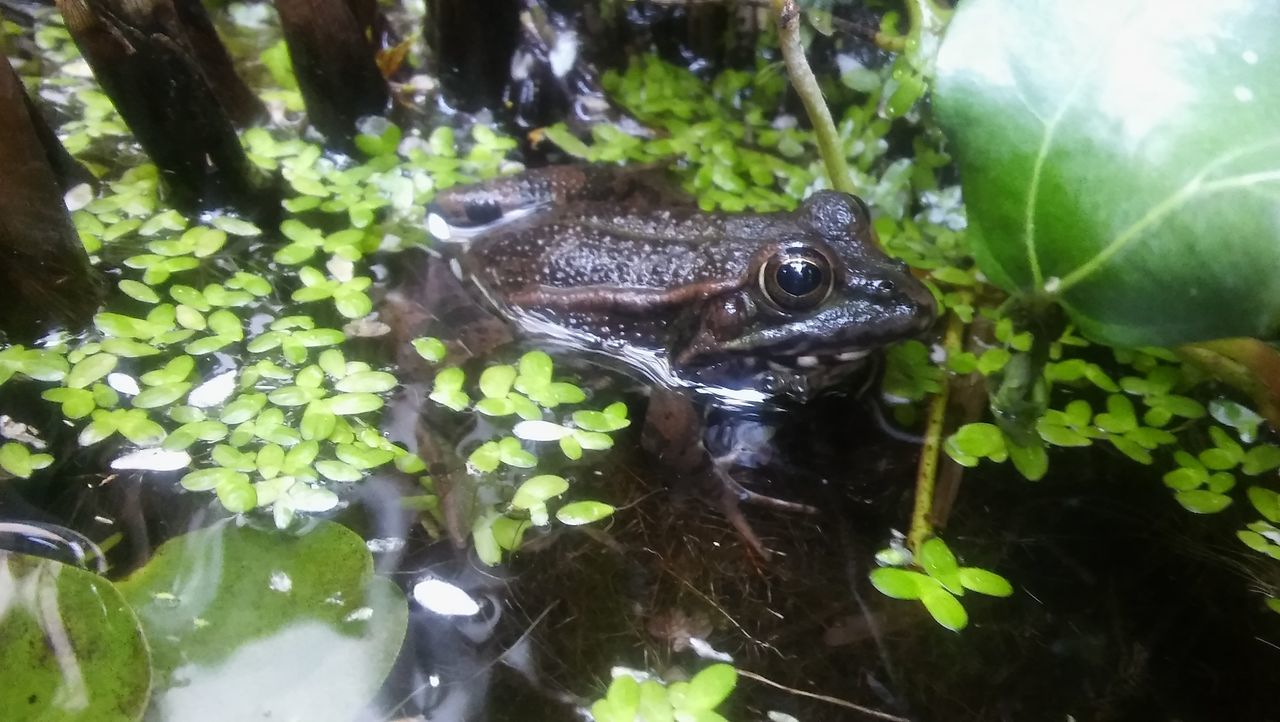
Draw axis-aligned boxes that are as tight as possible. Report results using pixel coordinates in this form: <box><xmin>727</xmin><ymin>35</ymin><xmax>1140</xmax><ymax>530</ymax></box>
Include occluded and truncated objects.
<box><xmin>461</xmin><ymin>205</ymin><xmax>775</xmax><ymax>298</ymax></box>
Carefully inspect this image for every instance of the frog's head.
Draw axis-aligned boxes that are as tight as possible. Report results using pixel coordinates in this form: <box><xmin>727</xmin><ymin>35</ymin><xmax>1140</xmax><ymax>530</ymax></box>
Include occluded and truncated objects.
<box><xmin>674</xmin><ymin>192</ymin><xmax>935</xmax><ymax>395</ymax></box>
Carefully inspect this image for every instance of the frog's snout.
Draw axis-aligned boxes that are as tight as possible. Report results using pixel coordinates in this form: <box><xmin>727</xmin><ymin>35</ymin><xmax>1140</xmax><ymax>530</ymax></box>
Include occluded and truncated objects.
<box><xmin>905</xmin><ymin>277</ymin><xmax>938</xmax><ymax>336</ymax></box>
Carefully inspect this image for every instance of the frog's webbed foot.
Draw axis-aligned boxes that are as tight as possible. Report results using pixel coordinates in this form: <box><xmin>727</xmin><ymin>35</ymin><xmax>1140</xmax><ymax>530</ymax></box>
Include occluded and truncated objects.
<box><xmin>711</xmin><ymin>462</ymin><xmax>820</xmax><ymax>516</ymax></box>
<box><xmin>704</xmin><ymin>412</ymin><xmax>820</xmax><ymax>515</ymax></box>
<box><xmin>643</xmin><ymin>389</ymin><xmax>821</xmax><ymax>558</ymax></box>
<box><xmin>715</xmin><ymin>479</ymin><xmax>773</xmax><ymax>562</ymax></box>
<box><xmin>708</xmin><ymin>461</ymin><xmax>819</xmax><ymax>562</ymax></box>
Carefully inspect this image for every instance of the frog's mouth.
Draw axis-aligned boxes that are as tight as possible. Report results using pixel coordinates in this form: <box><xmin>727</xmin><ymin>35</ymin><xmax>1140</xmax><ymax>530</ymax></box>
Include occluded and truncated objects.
<box><xmin>771</xmin><ymin>348</ymin><xmax>873</xmax><ymax>370</ymax></box>
<box><xmin>687</xmin><ymin>347</ymin><xmax>880</xmax><ymax>407</ymax></box>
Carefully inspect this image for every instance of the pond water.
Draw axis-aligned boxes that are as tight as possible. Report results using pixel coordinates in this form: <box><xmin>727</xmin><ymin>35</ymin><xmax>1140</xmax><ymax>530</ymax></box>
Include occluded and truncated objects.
<box><xmin>0</xmin><ymin>2</ymin><xmax>1276</xmax><ymax>722</ymax></box>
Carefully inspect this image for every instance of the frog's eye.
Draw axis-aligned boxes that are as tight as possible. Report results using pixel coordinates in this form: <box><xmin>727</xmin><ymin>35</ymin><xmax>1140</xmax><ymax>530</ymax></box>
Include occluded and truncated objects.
<box><xmin>760</xmin><ymin>247</ymin><xmax>834</xmax><ymax>311</ymax></box>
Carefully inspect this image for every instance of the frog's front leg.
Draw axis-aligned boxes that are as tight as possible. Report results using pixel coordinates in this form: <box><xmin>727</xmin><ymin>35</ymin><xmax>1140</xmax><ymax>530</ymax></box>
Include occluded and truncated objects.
<box><xmin>641</xmin><ymin>389</ymin><xmax>816</xmax><ymax>559</ymax></box>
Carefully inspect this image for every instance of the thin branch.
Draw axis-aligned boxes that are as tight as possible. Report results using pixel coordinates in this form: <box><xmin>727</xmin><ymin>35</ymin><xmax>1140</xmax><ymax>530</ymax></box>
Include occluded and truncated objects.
<box><xmin>770</xmin><ymin>0</ymin><xmax>855</xmax><ymax>195</ymax></box>
<box><xmin>738</xmin><ymin>668</ymin><xmax>912</xmax><ymax>721</ymax></box>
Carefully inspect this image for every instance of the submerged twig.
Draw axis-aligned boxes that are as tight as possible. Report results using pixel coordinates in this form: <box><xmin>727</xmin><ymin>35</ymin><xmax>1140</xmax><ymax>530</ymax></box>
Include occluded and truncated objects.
<box><xmin>738</xmin><ymin>668</ymin><xmax>911</xmax><ymax>721</ymax></box>
<box><xmin>770</xmin><ymin>0</ymin><xmax>855</xmax><ymax>195</ymax></box>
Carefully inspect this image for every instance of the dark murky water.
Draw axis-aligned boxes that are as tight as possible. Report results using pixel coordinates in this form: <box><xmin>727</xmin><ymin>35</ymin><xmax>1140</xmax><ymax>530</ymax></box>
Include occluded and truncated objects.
<box><xmin>4</xmin><ymin>332</ymin><xmax>1279</xmax><ymax>721</ymax></box>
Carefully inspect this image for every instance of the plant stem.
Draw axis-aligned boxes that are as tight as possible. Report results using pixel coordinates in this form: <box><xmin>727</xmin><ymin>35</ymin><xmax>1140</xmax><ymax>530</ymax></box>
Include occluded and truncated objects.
<box><xmin>907</xmin><ymin>299</ymin><xmax>968</xmax><ymax>553</ymax></box>
<box><xmin>878</xmin><ymin>0</ymin><xmax>951</xmax><ymax>54</ymax></box>
<box><xmin>905</xmin><ymin>0</ymin><xmax>951</xmax><ymax>37</ymax></box>
<box><xmin>771</xmin><ymin>0</ymin><xmax>855</xmax><ymax>195</ymax></box>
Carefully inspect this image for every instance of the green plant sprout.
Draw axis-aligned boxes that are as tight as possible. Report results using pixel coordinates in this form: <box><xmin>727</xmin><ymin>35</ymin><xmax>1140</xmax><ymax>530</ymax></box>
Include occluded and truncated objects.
<box><xmin>420</xmin><ymin>348</ymin><xmax>625</xmax><ymax>565</ymax></box>
<box><xmin>871</xmin><ymin>536</ymin><xmax>1012</xmax><ymax>632</ymax></box>
<box><xmin>590</xmin><ymin>664</ymin><xmax>738</xmax><ymax>722</ymax></box>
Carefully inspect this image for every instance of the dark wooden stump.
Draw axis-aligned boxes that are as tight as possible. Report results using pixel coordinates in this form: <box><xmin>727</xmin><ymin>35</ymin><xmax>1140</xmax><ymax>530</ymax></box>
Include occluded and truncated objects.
<box><xmin>57</xmin><ymin>0</ymin><xmax>277</xmax><ymax>217</ymax></box>
<box><xmin>0</xmin><ymin>57</ymin><xmax>101</xmax><ymax>341</ymax></box>
<box><xmin>274</xmin><ymin>0</ymin><xmax>390</xmax><ymax>148</ymax></box>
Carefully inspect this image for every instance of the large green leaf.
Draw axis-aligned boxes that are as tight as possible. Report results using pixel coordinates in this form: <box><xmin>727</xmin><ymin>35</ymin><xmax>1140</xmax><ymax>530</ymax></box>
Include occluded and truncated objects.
<box><xmin>936</xmin><ymin>0</ymin><xmax>1280</xmax><ymax>346</ymax></box>
<box><xmin>116</xmin><ymin>520</ymin><xmax>407</xmax><ymax>722</ymax></box>
<box><xmin>0</xmin><ymin>553</ymin><xmax>151</xmax><ymax>722</ymax></box>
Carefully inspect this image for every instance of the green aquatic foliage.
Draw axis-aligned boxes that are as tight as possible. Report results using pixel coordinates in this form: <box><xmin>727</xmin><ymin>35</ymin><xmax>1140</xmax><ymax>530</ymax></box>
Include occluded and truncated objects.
<box><xmin>541</xmin><ymin>53</ymin><xmax>943</xmax><ymax>215</ymax></box>
<box><xmin>1240</xmin><ymin>486</ymin><xmax>1280</xmax><ymax>614</ymax></box>
<box><xmin>936</xmin><ymin>0</ymin><xmax>1280</xmax><ymax>347</ymax></box>
<box><xmin>424</xmin><ymin>351</ymin><xmax>624</xmax><ymax>565</ymax></box>
<box><xmin>911</xmin><ymin>0</ymin><xmax>1280</xmax><ymax>618</ymax></box>
<box><xmin>1</xmin><ymin>5</ymin><xmax>521</xmax><ymax>530</ymax></box>
<box><xmin>870</xmin><ymin>536</ymin><xmax>1012</xmax><ymax>632</ymax></box>
<box><xmin>117</xmin><ymin>520</ymin><xmax>407</xmax><ymax>722</ymax></box>
<box><xmin>0</xmin><ymin>441</ymin><xmax>54</xmax><ymax>479</ymax></box>
<box><xmin>590</xmin><ymin>664</ymin><xmax>738</xmax><ymax>722</ymax></box>
<box><xmin>939</xmin><ymin>318</ymin><xmax>1280</xmax><ymax>529</ymax></box>
<box><xmin>0</xmin><ymin>553</ymin><xmax>151</xmax><ymax>722</ymax></box>
<box><xmin>0</xmin><ymin>520</ymin><xmax>406</xmax><ymax>722</ymax></box>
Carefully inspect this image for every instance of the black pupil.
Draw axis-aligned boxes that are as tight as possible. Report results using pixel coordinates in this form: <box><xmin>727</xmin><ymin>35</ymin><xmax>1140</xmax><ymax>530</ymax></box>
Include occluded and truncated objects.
<box><xmin>775</xmin><ymin>259</ymin><xmax>823</xmax><ymax>297</ymax></box>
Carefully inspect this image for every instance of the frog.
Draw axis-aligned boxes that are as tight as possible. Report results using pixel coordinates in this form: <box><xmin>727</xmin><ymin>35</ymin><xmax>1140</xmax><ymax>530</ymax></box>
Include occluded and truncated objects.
<box><xmin>389</xmin><ymin>164</ymin><xmax>935</xmax><ymax>555</ymax></box>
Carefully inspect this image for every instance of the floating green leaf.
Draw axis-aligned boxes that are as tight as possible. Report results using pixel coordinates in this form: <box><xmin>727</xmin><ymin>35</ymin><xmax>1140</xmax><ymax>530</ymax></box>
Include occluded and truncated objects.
<box><xmin>216</xmin><ymin>474</ymin><xmax>258</xmax><ymax>512</ymax></box>
<box><xmin>119</xmin><ymin>279</ymin><xmax>160</xmax><ymax>303</ymax></box>
<box><xmin>1</xmin><ymin>554</ymin><xmax>151</xmax><ymax>722</ymax></box>
<box><xmin>411</xmin><ymin>337</ymin><xmax>446</xmax><ymax>363</ymax></box>
<box><xmin>268</xmin><ymin>386</ymin><xmax>316</xmax><ymax>407</ymax></box>
<box><xmin>497</xmin><ymin>437</ymin><xmax>537</xmax><ymax>468</ymax></box>
<box><xmin>919</xmin><ymin>537</ymin><xmax>964</xmax><ymax>595</ymax></box>
<box><xmin>335</xmin><ymin>444</ymin><xmax>394</xmax><ymax>469</ymax></box>
<box><xmin>511</xmin><ymin>474</ymin><xmax>569</xmax><ymax>509</ymax></box>
<box><xmin>919</xmin><ymin>583</ymin><xmax>969</xmax><ymax>632</ymax></box>
<box><xmin>472</xmin><ymin>513</ymin><xmax>502</xmax><ymax>565</ymax></box>
<box><xmin>1246</xmin><ymin>486</ymin><xmax>1280</xmax><ymax>523</ymax></box>
<box><xmin>572</xmin><ymin>410</ymin><xmax>630</xmax><ymax>433</ymax></box>
<box><xmin>479</xmin><ymin>364</ymin><xmax>517</xmax><ymax>399</ymax></box>
<box><xmin>328</xmin><ymin>393</ymin><xmax>383</xmax><ymax>415</ymax></box>
<box><xmin>43</xmin><ymin>387</ymin><xmax>96</xmax><ymax>419</ymax></box>
<box><xmin>959</xmin><ymin>568</ymin><xmax>1014</xmax><ymax>597</ymax></box>
<box><xmin>869</xmin><ymin>567</ymin><xmax>927</xmax><ymax>600</ymax></box>
<box><xmin>116</xmin><ymin>521</ymin><xmax>407</xmax><ymax>722</ymax></box>
<box><xmin>468</xmin><ymin>441</ymin><xmax>501</xmax><ymax>473</ymax></box>
<box><xmin>181</xmin><ymin>467</ymin><xmax>248</xmax><ymax>492</ymax></box>
<box><xmin>936</xmin><ymin>0</ymin><xmax>1280</xmax><ymax>345</ymax></box>
<box><xmin>1</xmin><ymin>442</ymin><xmax>38</xmax><ymax>478</ymax></box>
<box><xmin>132</xmin><ymin>382</ymin><xmax>191</xmax><ymax>409</ymax></box>
<box><xmin>559</xmin><ymin>435</ymin><xmax>583</xmax><ymax>460</ymax></box>
<box><xmin>680</xmin><ymin>664</ymin><xmax>737</xmax><ymax>712</ymax></box>
<box><xmin>555</xmin><ymin>501</ymin><xmax>615</xmax><ymax>526</ymax></box>
<box><xmin>335</xmin><ymin>371</ymin><xmax>397</xmax><ymax>393</ymax></box>
<box><xmin>207</xmin><ymin>310</ymin><xmax>243</xmax><ymax>339</ymax></box>
<box><xmin>316</xmin><ymin>460</ymin><xmax>363</xmax><ymax>482</ymax></box>
<box><xmin>301</xmin><ymin>402</ymin><xmax>338</xmax><ymax>441</ymax></box>
<box><xmin>67</xmin><ymin>352</ymin><xmax>118</xmax><ymax>389</ymax></box>
<box><xmin>475</xmin><ymin>398</ymin><xmax>515</xmax><ymax>417</ymax></box>
<box><xmin>1174</xmin><ymin>489</ymin><xmax>1233</xmax><ymax>514</ymax></box>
